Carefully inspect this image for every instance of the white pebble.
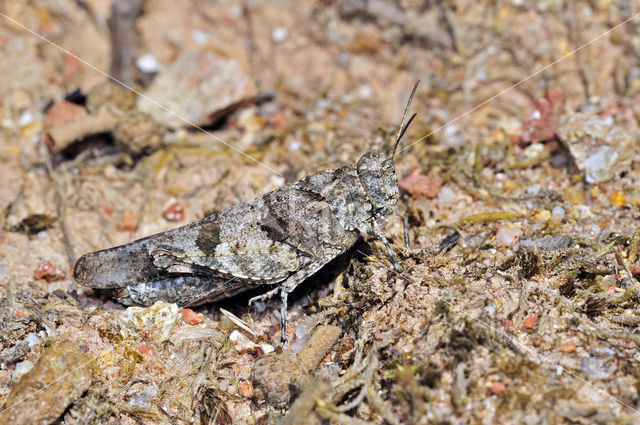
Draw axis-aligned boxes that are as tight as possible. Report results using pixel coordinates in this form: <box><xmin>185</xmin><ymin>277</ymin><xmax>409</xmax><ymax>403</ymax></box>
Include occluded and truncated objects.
<box><xmin>496</xmin><ymin>224</ymin><xmax>523</xmax><ymax>246</ymax></box>
<box><xmin>136</xmin><ymin>54</ymin><xmax>160</xmax><ymax>73</ymax></box>
<box><xmin>444</xmin><ymin>124</ymin><xmax>459</xmax><ymax>136</ymax></box>
<box><xmin>192</xmin><ymin>29</ymin><xmax>210</xmax><ymax>44</ymax></box>
<box><xmin>271</xmin><ymin>27</ymin><xmax>288</xmax><ymax>43</ymax></box>
<box><xmin>287</xmin><ymin>139</ymin><xmax>301</xmax><ymax>151</ymax></box>
<box><xmin>437</xmin><ymin>186</ymin><xmax>456</xmax><ymax>205</ymax></box>
<box><xmin>484</xmin><ymin>303</ymin><xmax>497</xmax><ymax>317</ymax></box>
<box><xmin>358</xmin><ymin>84</ymin><xmax>372</xmax><ymax>99</ymax></box>
<box><xmin>229</xmin><ymin>330</ymin><xmax>243</xmax><ymax>342</ymax></box>
<box><xmin>583</xmin><ymin>146</ymin><xmax>617</xmax><ymax>184</ymax></box>
<box><xmin>260</xmin><ymin>343</ymin><xmax>275</xmax><ymax>354</ymax></box>
<box><xmin>550</xmin><ymin>206</ymin><xmax>565</xmax><ymax>223</ymax></box>
<box><xmin>18</xmin><ymin>111</ymin><xmax>34</xmax><ymax>127</ymax></box>
<box><xmin>24</xmin><ymin>332</ymin><xmax>40</xmax><ymax>347</ymax></box>
<box><xmin>12</xmin><ymin>360</ymin><xmax>34</xmax><ymax>382</ymax></box>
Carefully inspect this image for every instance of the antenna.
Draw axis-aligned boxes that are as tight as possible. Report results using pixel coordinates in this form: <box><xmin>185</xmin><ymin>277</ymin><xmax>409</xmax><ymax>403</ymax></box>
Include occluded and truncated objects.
<box><xmin>392</xmin><ymin>80</ymin><xmax>420</xmax><ymax>158</ymax></box>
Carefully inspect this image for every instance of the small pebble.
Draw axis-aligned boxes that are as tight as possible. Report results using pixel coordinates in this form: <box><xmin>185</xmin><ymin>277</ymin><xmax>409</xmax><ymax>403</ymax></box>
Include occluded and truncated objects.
<box><xmin>118</xmin><ymin>212</ymin><xmax>137</xmax><ymax>232</ymax></box>
<box><xmin>33</xmin><ymin>260</ymin><xmax>66</xmax><ymax>282</ymax></box>
<box><xmin>518</xmin><ymin>235</ymin><xmax>572</xmax><ymax>251</ymax></box>
<box><xmin>24</xmin><ymin>333</ymin><xmax>40</xmax><ymax>348</ymax></box>
<box><xmin>239</xmin><ymin>381</ymin><xmax>254</xmax><ymax>398</ymax></box>
<box><xmin>399</xmin><ymin>173</ymin><xmax>442</xmax><ymax>199</ymax></box>
<box><xmin>358</xmin><ymin>84</ymin><xmax>373</xmax><ymax>99</ymax></box>
<box><xmin>219</xmin><ymin>315</ymin><xmax>234</xmax><ymax>330</ymax></box>
<box><xmin>550</xmin><ymin>206</ymin><xmax>565</xmax><ymax>224</ymax></box>
<box><xmin>523</xmin><ymin>315</ymin><xmax>538</xmax><ymax>329</ymax></box>
<box><xmin>137</xmin><ymin>343</ymin><xmax>153</xmax><ymax>354</ymax></box>
<box><xmin>119</xmin><ymin>301</ymin><xmax>180</xmax><ymax>343</ymax></box>
<box><xmin>502</xmin><ymin>180</ymin><xmax>518</xmax><ymax>191</ymax></box>
<box><xmin>495</xmin><ymin>224</ymin><xmax>523</xmax><ymax>246</ymax></box>
<box><xmin>532</xmin><ymin>209</ymin><xmax>551</xmax><ymax>222</ymax></box>
<box><xmin>560</xmin><ymin>339</ymin><xmax>577</xmax><ymax>353</ymax></box>
<box><xmin>1</xmin><ymin>118</ymin><xmax>13</xmax><ymax>129</ymax></box>
<box><xmin>443</xmin><ymin>124</ymin><xmax>465</xmax><ymax>148</ymax></box>
<box><xmin>609</xmin><ymin>191</ymin><xmax>626</xmax><ymax>208</ymax></box>
<box><xmin>437</xmin><ymin>186</ymin><xmax>456</xmax><ymax>204</ymax></box>
<box><xmin>591</xmin><ymin>347</ymin><xmax>615</xmax><ymax>357</ymax></box>
<box><xmin>127</xmin><ymin>390</ymin><xmax>154</xmax><ymax>411</ymax></box>
<box><xmin>582</xmin><ymin>146</ymin><xmax>617</xmax><ymax>184</ymax></box>
<box><xmin>229</xmin><ymin>330</ymin><xmax>243</xmax><ymax>343</ymax></box>
<box><xmin>180</xmin><ymin>308</ymin><xmax>203</xmax><ymax>325</ymax></box>
<box><xmin>163</xmin><ymin>198</ymin><xmax>185</xmax><ymax>222</ymax></box>
<box><xmin>136</xmin><ymin>54</ymin><xmax>160</xmax><ymax>73</ymax></box>
<box><xmin>12</xmin><ymin>360</ymin><xmax>34</xmax><ymax>382</ymax></box>
<box><xmin>260</xmin><ymin>342</ymin><xmax>275</xmax><ymax>354</ymax></box>
<box><xmin>490</xmin><ymin>381</ymin><xmax>506</xmax><ymax>395</ymax></box>
<box><xmin>271</xmin><ymin>27</ymin><xmax>288</xmax><ymax>43</ymax></box>
<box><xmin>287</xmin><ymin>139</ymin><xmax>302</xmax><ymax>152</ymax></box>
<box><xmin>484</xmin><ymin>303</ymin><xmax>496</xmax><ymax>317</ymax></box>
<box><xmin>18</xmin><ymin>111</ymin><xmax>34</xmax><ymax>127</ymax></box>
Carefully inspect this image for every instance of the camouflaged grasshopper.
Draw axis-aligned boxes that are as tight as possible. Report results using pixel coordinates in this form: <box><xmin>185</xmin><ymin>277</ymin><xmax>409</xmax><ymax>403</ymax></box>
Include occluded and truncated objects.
<box><xmin>73</xmin><ymin>82</ymin><xmax>419</xmax><ymax>341</ymax></box>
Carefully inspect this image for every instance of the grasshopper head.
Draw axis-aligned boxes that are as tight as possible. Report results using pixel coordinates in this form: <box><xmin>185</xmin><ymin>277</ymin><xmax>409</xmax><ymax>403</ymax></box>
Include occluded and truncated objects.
<box><xmin>357</xmin><ymin>81</ymin><xmax>419</xmax><ymax>223</ymax></box>
<box><xmin>357</xmin><ymin>150</ymin><xmax>399</xmax><ymax>219</ymax></box>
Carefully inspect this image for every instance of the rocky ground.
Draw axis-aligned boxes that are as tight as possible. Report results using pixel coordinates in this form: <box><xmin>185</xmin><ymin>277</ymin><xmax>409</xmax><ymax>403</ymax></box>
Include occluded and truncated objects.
<box><xmin>2</xmin><ymin>0</ymin><xmax>640</xmax><ymax>424</ymax></box>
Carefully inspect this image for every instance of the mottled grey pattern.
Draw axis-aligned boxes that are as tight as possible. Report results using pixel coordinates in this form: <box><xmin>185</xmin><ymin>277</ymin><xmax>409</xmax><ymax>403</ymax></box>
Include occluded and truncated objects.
<box><xmin>74</xmin><ymin>158</ymin><xmax>394</xmax><ymax>295</ymax></box>
<box><xmin>73</xmin><ymin>81</ymin><xmax>420</xmax><ymax>340</ymax></box>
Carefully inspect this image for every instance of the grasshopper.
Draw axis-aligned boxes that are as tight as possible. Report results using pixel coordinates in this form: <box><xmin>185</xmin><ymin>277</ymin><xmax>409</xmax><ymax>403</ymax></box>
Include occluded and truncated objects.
<box><xmin>73</xmin><ymin>82</ymin><xmax>419</xmax><ymax>341</ymax></box>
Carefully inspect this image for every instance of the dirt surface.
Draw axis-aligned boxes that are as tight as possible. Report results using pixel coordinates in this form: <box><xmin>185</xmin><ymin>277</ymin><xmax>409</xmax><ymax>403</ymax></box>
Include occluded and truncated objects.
<box><xmin>2</xmin><ymin>1</ymin><xmax>640</xmax><ymax>424</ymax></box>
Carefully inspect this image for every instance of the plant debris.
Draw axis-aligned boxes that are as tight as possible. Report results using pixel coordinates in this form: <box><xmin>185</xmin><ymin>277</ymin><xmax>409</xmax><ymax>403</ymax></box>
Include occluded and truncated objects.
<box><xmin>7</xmin><ymin>214</ymin><xmax>57</xmax><ymax>235</ymax></box>
<box><xmin>251</xmin><ymin>325</ymin><xmax>341</xmax><ymax>408</ymax></box>
<box><xmin>0</xmin><ymin>340</ymin><xmax>93</xmax><ymax>425</ymax></box>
